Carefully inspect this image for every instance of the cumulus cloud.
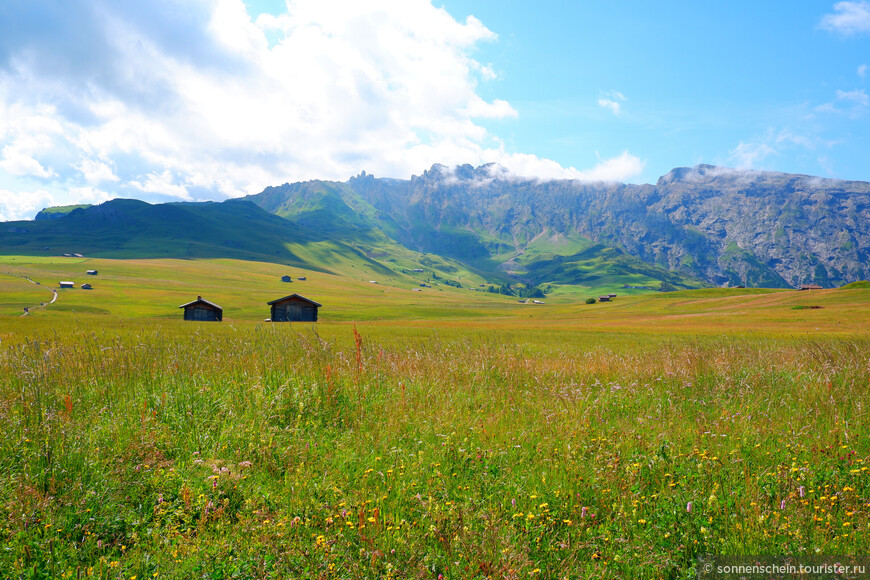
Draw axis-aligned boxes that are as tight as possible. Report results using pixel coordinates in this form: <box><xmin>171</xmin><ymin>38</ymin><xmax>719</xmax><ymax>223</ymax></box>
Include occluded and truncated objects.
<box><xmin>129</xmin><ymin>171</ymin><xmax>191</xmax><ymax>200</ymax></box>
<box><xmin>859</xmin><ymin>63</ymin><xmax>868</xmax><ymax>77</ymax></box>
<box><xmin>488</xmin><ymin>151</ymin><xmax>643</xmax><ymax>183</ymax></box>
<box><xmin>5</xmin><ymin>0</ymin><xmax>602</xmax><ymax>219</ymax></box>
<box><xmin>820</xmin><ymin>1</ymin><xmax>870</xmax><ymax>35</ymax></box>
<box><xmin>0</xmin><ymin>189</ymin><xmax>56</xmax><ymax>221</ymax></box>
<box><xmin>598</xmin><ymin>91</ymin><xmax>626</xmax><ymax>116</ymax></box>
<box><xmin>0</xmin><ymin>0</ymin><xmax>648</xmax><ymax>220</ymax></box>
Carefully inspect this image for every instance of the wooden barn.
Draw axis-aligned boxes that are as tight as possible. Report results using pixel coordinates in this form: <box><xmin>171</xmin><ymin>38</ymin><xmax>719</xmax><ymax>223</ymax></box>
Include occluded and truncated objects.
<box><xmin>268</xmin><ymin>294</ymin><xmax>321</xmax><ymax>322</ymax></box>
<box><xmin>179</xmin><ymin>295</ymin><xmax>223</xmax><ymax>322</ymax></box>
<box><xmin>281</xmin><ymin>275</ymin><xmax>292</xmax><ymax>282</ymax></box>
<box><xmin>59</xmin><ymin>281</ymin><xmax>74</xmax><ymax>288</ymax></box>
<box><xmin>81</xmin><ymin>283</ymin><xmax>93</xmax><ymax>290</ymax></box>
<box><xmin>86</xmin><ymin>270</ymin><xmax>98</xmax><ymax>276</ymax></box>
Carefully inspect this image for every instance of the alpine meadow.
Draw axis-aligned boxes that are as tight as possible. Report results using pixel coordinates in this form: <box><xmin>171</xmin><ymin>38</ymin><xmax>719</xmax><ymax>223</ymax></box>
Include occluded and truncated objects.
<box><xmin>2</xmin><ymin>1</ymin><xmax>870</xmax><ymax>579</ymax></box>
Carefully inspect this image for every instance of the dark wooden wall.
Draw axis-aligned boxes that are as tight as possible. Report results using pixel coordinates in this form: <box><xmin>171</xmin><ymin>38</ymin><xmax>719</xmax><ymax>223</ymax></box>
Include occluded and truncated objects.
<box><xmin>271</xmin><ymin>301</ymin><xmax>318</xmax><ymax>322</ymax></box>
<box><xmin>183</xmin><ymin>304</ymin><xmax>222</xmax><ymax>322</ymax></box>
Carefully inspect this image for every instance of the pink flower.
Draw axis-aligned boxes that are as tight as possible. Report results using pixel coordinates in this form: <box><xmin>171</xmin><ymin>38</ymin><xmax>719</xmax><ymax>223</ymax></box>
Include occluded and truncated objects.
<box><xmin>686</xmin><ymin>501</ymin><xmax>693</xmax><ymax>513</ymax></box>
<box><xmin>780</xmin><ymin>499</ymin><xmax>786</xmax><ymax>510</ymax></box>
<box><xmin>799</xmin><ymin>486</ymin><xmax>805</xmax><ymax>498</ymax></box>
<box><xmin>581</xmin><ymin>506</ymin><xmax>588</xmax><ymax>518</ymax></box>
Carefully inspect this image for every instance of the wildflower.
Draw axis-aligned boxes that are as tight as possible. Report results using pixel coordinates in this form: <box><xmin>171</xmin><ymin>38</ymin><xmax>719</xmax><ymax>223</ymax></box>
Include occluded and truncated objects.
<box><xmin>581</xmin><ymin>506</ymin><xmax>588</xmax><ymax>518</ymax></box>
<box><xmin>799</xmin><ymin>486</ymin><xmax>805</xmax><ymax>498</ymax></box>
<box><xmin>780</xmin><ymin>500</ymin><xmax>786</xmax><ymax>510</ymax></box>
<box><xmin>686</xmin><ymin>501</ymin><xmax>693</xmax><ymax>513</ymax></box>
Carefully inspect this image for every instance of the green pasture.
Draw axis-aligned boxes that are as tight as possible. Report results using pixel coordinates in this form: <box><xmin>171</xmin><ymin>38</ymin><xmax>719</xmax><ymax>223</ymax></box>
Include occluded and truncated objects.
<box><xmin>1</xmin><ymin>255</ymin><xmax>868</xmax><ymax>335</ymax></box>
<box><xmin>0</xmin><ymin>256</ymin><xmax>868</xmax><ymax>578</ymax></box>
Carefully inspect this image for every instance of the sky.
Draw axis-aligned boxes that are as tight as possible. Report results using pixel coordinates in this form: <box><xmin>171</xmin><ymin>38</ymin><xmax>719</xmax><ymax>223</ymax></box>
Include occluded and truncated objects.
<box><xmin>1</xmin><ymin>0</ymin><xmax>869</xmax><ymax>220</ymax></box>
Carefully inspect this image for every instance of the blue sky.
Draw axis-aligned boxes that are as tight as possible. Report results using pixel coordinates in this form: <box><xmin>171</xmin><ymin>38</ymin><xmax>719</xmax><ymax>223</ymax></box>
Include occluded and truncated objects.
<box><xmin>0</xmin><ymin>0</ymin><xmax>868</xmax><ymax>220</ymax></box>
<box><xmin>441</xmin><ymin>1</ymin><xmax>870</xmax><ymax>183</ymax></box>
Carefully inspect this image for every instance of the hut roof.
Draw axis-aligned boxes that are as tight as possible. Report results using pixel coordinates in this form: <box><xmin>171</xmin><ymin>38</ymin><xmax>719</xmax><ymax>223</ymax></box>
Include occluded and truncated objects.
<box><xmin>267</xmin><ymin>293</ymin><xmax>322</xmax><ymax>307</ymax></box>
<box><xmin>179</xmin><ymin>296</ymin><xmax>223</xmax><ymax>310</ymax></box>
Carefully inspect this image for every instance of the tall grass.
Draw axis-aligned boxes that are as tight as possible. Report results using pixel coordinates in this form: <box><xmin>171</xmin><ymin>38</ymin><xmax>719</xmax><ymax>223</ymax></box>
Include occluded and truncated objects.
<box><xmin>0</xmin><ymin>321</ymin><xmax>867</xmax><ymax>578</ymax></box>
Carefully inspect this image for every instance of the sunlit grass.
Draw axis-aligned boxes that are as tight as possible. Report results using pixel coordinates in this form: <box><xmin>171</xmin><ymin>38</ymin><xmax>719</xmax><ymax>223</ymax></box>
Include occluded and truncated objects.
<box><xmin>0</xmin><ymin>318</ymin><xmax>867</xmax><ymax>578</ymax></box>
<box><xmin>0</xmin><ymin>257</ymin><xmax>868</xmax><ymax>577</ymax></box>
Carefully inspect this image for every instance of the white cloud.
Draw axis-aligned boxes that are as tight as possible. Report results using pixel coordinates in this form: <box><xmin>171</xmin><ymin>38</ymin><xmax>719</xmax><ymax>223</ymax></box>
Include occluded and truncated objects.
<box><xmin>0</xmin><ymin>146</ymin><xmax>57</xmax><ymax>178</ymax></box>
<box><xmin>75</xmin><ymin>158</ymin><xmax>119</xmax><ymax>184</ymax></box>
<box><xmin>490</xmin><ymin>151</ymin><xmax>643</xmax><ymax>182</ymax></box>
<box><xmin>836</xmin><ymin>88</ymin><xmax>869</xmax><ymax>106</ymax></box>
<box><xmin>0</xmin><ymin>189</ymin><xmax>56</xmax><ymax>221</ymax></box>
<box><xmin>859</xmin><ymin>63</ymin><xmax>868</xmax><ymax>77</ymax></box>
<box><xmin>0</xmin><ymin>0</ymin><xmax>642</xmax><ymax>220</ymax></box>
<box><xmin>598</xmin><ymin>90</ymin><xmax>626</xmax><ymax>116</ymax></box>
<box><xmin>820</xmin><ymin>1</ymin><xmax>870</xmax><ymax>35</ymax></box>
<box><xmin>129</xmin><ymin>171</ymin><xmax>191</xmax><ymax>200</ymax></box>
<box><xmin>729</xmin><ymin>141</ymin><xmax>777</xmax><ymax>169</ymax></box>
<box><xmin>814</xmin><ymin>88</ymin><xmax>869</xmax><ymax>117</ymax></box>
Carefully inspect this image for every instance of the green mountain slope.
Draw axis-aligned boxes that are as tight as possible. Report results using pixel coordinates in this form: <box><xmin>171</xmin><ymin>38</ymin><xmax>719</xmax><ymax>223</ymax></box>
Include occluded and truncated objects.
<box><xmin>8</xmin><ymin>162</ymin><xmax>860</xmax><ymax>293</ymax></box>
<box><xmin>244</xmin><ymin>177</ymin><xmax>703</xmax><ymax>292</ymax></box>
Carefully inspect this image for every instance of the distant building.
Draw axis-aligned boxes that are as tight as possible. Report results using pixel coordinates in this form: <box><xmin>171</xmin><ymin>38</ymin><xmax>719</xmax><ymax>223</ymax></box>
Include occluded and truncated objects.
<box><xmin>59</xmin><ymin>281</ymin><xmax>74</xmax><ymax>288</ymax></box>
<box><xmin>607</xmin><ymin>293</ymin><xmax>617</xmax><ymax>298</ymax></box>
<box><xmin>179</xmin><ymin>295</ymin><xmax>223</xmax><ymax>322</ymax></box>
<box><xmin>297</xmin><ymin>276</ymin><xmax>306</xmax><ymax>281</ymax></box>
<box><xmin>86</xmin><ymin>270</ymin><xmax>98</xmax><ymax>276</ymax></box>
<box><xmin>267</xmin><ymin>294</ymin><xmax>321</xmax><ymax>322</ymax></box>
<box><xmin>798</xmin><ymin>284</ymin><xmax>823</xmax><ymax>290</ymax></box>
<box><xmin>81</xmin><ymin>283</ymin><xmax>93</xmax><ymax>290</ymax></box>
<box><xmin>281</xmin><ymin>275</ymin><xmax>292</xmax><ymax>282</ymax></box>
<box><xmin>598</xmin><ymin>295</ymin><xmax>610</xmax><ymax>302</ymax></box>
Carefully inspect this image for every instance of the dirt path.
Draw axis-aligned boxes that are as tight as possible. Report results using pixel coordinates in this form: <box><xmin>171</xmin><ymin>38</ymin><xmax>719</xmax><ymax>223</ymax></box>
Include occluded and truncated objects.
<box><xmin>2</xmin><ymin>273</ymin><xmax>58</xmax><ymax>316</ymax></box>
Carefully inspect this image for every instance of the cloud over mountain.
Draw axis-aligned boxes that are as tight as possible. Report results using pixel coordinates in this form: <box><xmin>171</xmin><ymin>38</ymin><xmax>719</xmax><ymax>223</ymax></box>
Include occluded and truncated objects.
<box><xmin>0</xmin><ymin>0</ymin><xmax>643</xmax><ymax>220</ymax></box>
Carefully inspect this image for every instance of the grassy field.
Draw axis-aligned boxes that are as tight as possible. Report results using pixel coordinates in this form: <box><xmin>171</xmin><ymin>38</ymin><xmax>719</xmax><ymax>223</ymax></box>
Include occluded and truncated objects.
<box><xmin>0</xmin><ymin>256</ymin><xmax>868</xmax><ymax>578</ymax></box>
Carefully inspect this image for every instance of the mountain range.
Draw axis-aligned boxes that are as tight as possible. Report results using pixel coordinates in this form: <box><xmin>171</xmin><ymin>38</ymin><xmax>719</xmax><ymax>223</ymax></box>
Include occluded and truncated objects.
<box><xmin>3</xmin><ymin>163</ymin><xmax>869</xmax><ymax>291</ymax></box>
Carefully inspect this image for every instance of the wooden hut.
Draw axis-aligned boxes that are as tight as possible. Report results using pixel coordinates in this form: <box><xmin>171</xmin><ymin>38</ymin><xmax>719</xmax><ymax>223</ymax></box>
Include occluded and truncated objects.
<box><xmin>281</xmin><ymin>275</ymin><xmax>292</xmax><ymax>282</ymax></box>
<box><xmin>798</xmin><ymin>284</ymin><xmax>823</xmax><ymax>290</ymax></box>
<box><xmin>59</xmin><ymin>281</ymin><xmax>74</xmax><ymax>288</ymax></box>
<box><xmin>267</xmin><ymin>294</ymin><xmax>321</xmax><ymax>322</ymax></box>
<box><xmin>598</xmin><ymin>295</ymin><xmax>610</xmax><ymax>302</ymax></box>
<box><xmin>81</xmin><ymin>283</ymin><xmax>93</xmax><ymax>290</ymax></box>
<box><xmin>86</xmin><ymin>270</ymin><xmax>98</xmax><ymax>275</ymax></box>
<box><xmin>179</xmin><ymin>295</ymin><xmax>223</xmax><ymax>322</ymax></box>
